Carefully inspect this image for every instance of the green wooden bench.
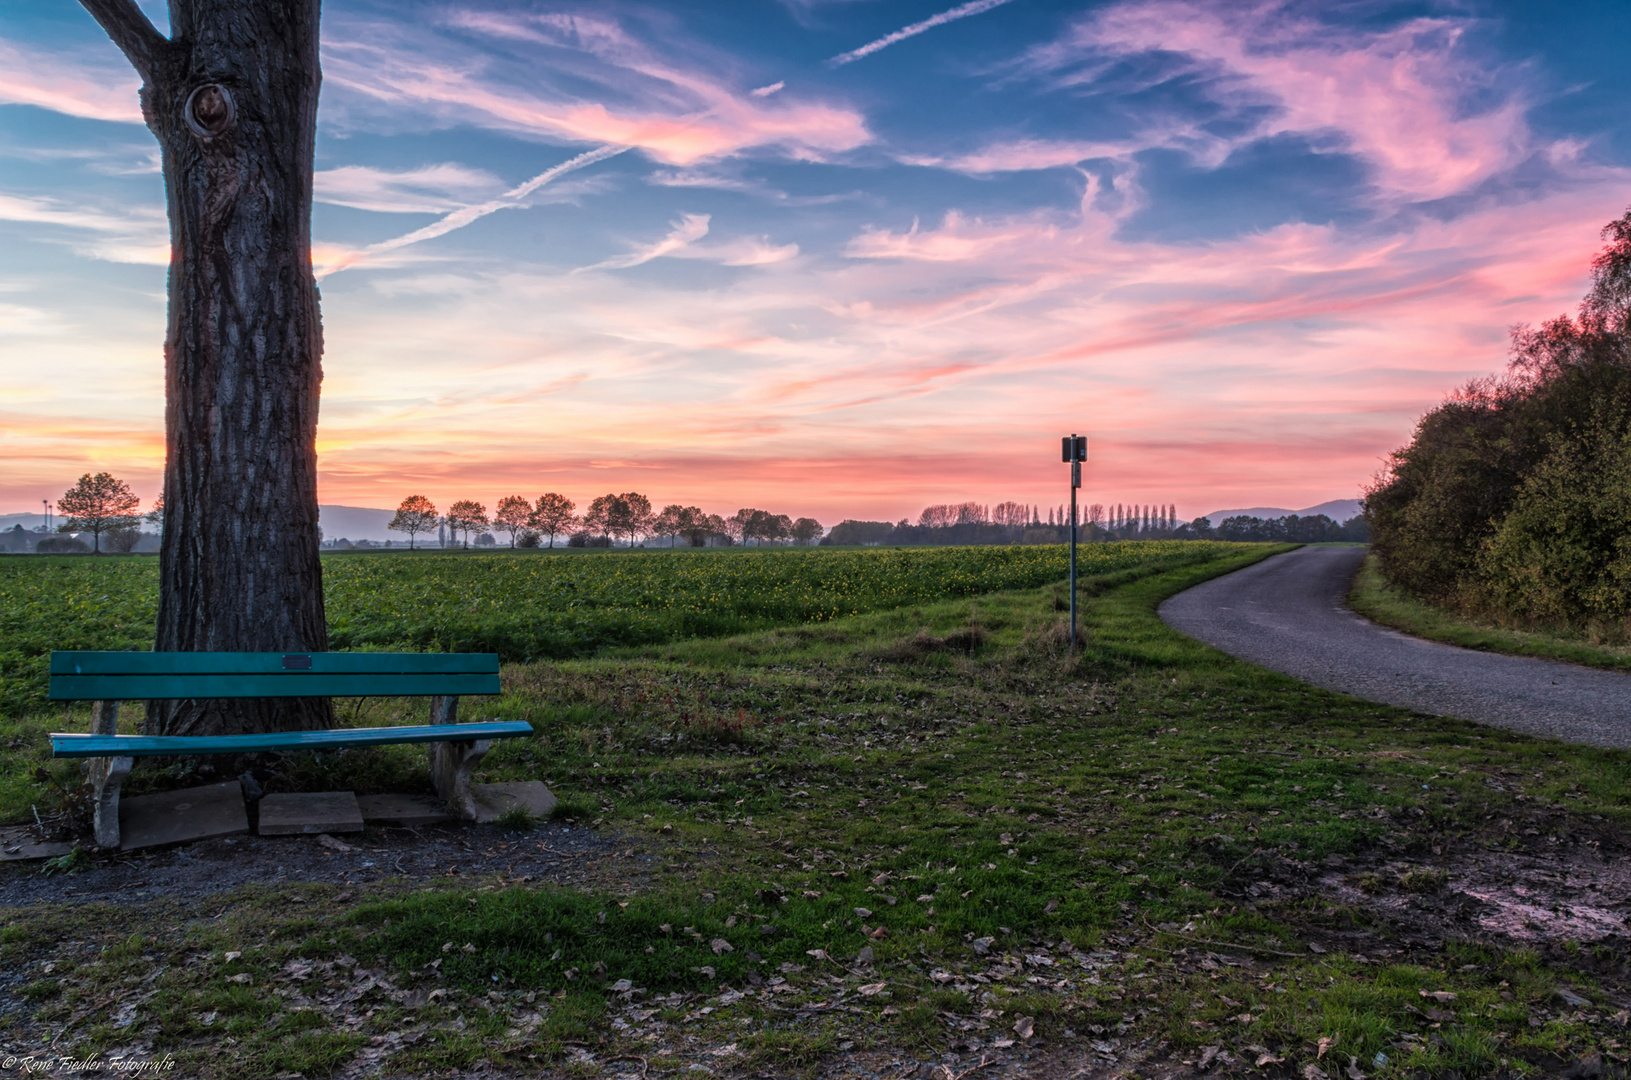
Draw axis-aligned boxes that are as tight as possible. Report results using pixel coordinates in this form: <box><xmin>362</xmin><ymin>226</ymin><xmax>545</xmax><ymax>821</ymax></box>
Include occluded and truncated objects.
<box><xmin>49</xmin><ymin>651</ymin><xmax>533</xmax><ymax>848</ymax></box>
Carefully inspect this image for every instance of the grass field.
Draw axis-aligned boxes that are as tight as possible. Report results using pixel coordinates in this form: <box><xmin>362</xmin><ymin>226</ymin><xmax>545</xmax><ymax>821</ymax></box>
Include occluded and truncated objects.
<box><xmin>1350</xmin><ymin>553</ymin><xmax>1631</xmax><ymax>673</ymax></box>
<box><xmin>0</xmin><ymin>541</ymin><xmax>1225</xmax><ymax>719</ymax></box>
<box><xmin>3</xmin><ymin>543</ymin><xmax>1628</xmax><ymax>1078</ymax></box>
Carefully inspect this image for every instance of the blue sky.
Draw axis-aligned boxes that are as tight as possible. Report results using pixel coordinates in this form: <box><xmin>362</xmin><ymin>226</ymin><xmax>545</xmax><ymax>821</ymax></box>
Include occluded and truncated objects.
<box><xmin>2</xmin><ymin>0</ymin><xmax>1629</xmax><ymax>522</ymax></box>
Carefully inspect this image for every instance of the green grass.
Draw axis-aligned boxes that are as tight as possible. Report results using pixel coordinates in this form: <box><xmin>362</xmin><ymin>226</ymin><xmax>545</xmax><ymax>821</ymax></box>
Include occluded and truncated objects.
<box><xmin>0</xmin><ymin>541</ymin><xmax>1232</xmax><ymax>717</ymax></box>
<box><xmin>1350</xmin><ymin>552</ymin><xmax>1631</xmax><ymax>673</ymax></box>
<box><xmin>3</xmin><ymin>543</ymin><xmax>1628</xmax><ymax>1077</ymax></box>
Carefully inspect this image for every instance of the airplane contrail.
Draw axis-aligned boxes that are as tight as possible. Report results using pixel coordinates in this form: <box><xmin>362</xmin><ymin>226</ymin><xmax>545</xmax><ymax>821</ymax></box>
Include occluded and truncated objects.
<box><xmin>828</xmin><ymin>0</ymin><xmax>1018</xmax><ymax>67</ymax></box>
<box><xmin>317</xmin><ymin>143</ymin><xmax>632</xmax><ymax>278</ymax></box>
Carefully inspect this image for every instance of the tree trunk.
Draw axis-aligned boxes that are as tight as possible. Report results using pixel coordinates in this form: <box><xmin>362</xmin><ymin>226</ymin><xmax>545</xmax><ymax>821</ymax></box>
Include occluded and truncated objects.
<box><xmin>81</xmin><ymin>0</ymin><xmax>330</xmax><ymax>735</ymax></box>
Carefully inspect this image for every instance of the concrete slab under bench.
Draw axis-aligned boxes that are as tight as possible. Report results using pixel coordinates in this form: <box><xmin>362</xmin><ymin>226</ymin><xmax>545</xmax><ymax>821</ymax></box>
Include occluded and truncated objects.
<box><xmin>258</xmin><ymin>791</ymin><xmax>364</xmax><ymax>835</ymax></box>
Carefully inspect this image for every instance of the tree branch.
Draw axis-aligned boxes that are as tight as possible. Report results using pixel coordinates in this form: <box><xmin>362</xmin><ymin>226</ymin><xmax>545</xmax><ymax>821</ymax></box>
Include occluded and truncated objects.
<box><xmin>77</xmin><ymin>0</ymin><xmax>172</xmax><ymax>81</ymax></box>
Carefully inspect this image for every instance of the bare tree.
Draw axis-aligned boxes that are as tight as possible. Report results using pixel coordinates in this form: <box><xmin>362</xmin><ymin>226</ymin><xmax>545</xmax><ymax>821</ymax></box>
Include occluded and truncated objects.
<box><xmin>57</xmin><ymin>472</ymin><xmax>140</xmax><ymax>553</ymax></box>
<box><xmin>530</xmin><ymin>492</ymin><xmax>577</xmax><ymax>548</ymax></box>
<box><xmin>387</xmin><ymin>495</ymin><xmax>438</xmax><ymax>550</ymax></box>
<box><xmin>494</xmin><ymin>495</ymin><xmax>532</xmax><ymax>548</ymax></box>
<box><xmin>78</xmin><ymin>0</ymin><xmax>327</xmax><ymax>734</ymax></box>
<box><xmin>992</xmin><ymin>501</ymin><xmax>1028</xmax><ymax>527</ymax></box>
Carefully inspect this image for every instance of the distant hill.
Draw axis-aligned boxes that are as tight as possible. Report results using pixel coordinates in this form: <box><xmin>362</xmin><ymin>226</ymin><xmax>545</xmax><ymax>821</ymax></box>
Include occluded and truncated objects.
<box><xmin>1203</xmin><ymin>499</ymin><xmax>1363</xmax><ymax>527</ymax></box>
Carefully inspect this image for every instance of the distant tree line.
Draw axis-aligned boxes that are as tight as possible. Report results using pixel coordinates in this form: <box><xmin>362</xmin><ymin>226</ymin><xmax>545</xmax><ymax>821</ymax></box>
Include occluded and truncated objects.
<box><xmin>1367</xmin><ymin>207</ymin><xmax>1631</xmax><ymax>635</ymax></box>
<box><xmin>387</xmin><ymin>494</ymin><xmax>823</xmax><ymax>550</ymax></box>
<box><xmin>821</xmin><ymin>502</ymin><xmax>1364</xmax><ymax>547</ymax></box>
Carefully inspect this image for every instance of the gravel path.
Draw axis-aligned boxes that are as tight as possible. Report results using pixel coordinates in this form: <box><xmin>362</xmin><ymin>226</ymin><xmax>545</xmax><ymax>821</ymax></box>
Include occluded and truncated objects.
<box><xmin>1159</xmin><ymin>545</ymin><xmax>1631</xmax><ymax>750</ymax></box>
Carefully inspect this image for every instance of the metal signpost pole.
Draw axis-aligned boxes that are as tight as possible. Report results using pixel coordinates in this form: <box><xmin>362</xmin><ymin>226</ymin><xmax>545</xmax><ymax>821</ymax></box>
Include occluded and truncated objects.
<box><xmin>1062</xmin><ymin>434</ymin><xmax>1086</xmax><ymax>647</ymax></box>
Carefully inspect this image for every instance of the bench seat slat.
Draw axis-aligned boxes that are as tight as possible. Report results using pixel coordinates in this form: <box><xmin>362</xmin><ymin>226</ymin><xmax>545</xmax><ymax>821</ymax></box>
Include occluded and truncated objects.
<box><xmin>49</xmin><ymin>672</ymin><xmax>500</xmax><ymax>701</ymax></box>
<box><xmin>50</xmin><ymin>721</ymin><xmax>534</xmax><ymax>758</ymax></box>
<box><xmin>50</xmin><ymin>651</ymin><xmax>499</xmax><ymax>677</ymax></box>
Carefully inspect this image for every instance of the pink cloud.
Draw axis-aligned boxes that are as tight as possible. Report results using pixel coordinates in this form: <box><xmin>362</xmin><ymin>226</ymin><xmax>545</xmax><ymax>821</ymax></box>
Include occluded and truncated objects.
<box><xmin>0</xmin><ymin>38</ymin><xmax>142</xmax><ymax>123</ymax></box>
<box><xmin>322</xmin><ymin>12</ymin><xmax>870</xmax><ymax>165</ymax></box>
<box><xmin>1003</xmin><ymin>1</ymin><xmax>1540</xmax><ymax>203</ymax></box>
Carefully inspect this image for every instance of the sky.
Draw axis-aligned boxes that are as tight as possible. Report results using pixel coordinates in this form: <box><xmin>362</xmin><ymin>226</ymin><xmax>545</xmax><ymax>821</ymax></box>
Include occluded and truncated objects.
<box><xmin>2</xmin><ymin>0</ymin><xmax>1629</xmax><ymax>525</ymax></box>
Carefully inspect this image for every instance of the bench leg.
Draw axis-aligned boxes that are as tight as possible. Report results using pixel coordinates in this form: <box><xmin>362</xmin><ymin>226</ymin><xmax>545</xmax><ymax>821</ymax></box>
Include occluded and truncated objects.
<box><xmin>85</xmin><ymin>700</ymin><xmax>129</xmax><ymax>848</ymax></box>
<box><xmin>89</xmin><ymin>755</ymin><xmax>134</xmax><ymax>849</ymax></box>
<box><xmin>431</xmin><ymin>739</ymin><xmax>492</xmax><ymax>821</ymax></box>
<box><xmin>428</xmin><ymin>694</ymin><xmax>489</xmax><ymax>820</ymax></box>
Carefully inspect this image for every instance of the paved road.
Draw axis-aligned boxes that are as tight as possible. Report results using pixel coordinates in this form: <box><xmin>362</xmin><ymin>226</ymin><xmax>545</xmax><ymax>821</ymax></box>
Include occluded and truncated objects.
<box><xmin>1159</xmin><ymin>545</ymin><xmax>1631</xmax><ymax>750</ymax></box>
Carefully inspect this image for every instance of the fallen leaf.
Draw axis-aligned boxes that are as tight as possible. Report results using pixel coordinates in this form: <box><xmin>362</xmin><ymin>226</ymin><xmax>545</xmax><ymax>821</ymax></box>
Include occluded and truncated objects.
<box><xmin>1199</xmin><ymin>1046</ymin><xmax>1222</xmax><ymax>1069</ymax></box>
<box><xmin>869</xmin><ymin>926</ymin><xmax>888</xmax><ymax>939</ymax></box>
<box><xmin>1304</xmin><ymin>1066</ymin><xmax>1329</xmax><ymax>1080</ymax></box>
<box><xmin>854</xmin><ymin>907</ymin><xmax>872</xmax><ymax>918</ymax></box>
<box><xmin>1308</xmin><ymin>941</ymin><xmax>1327</xmax><ymax>954</ymax></box>
<box><xmin>1014</xmin><ymin>1015</ymin><xmax>1035</xmax><ymax>1040</ymax></box>
<box><xmin>1346</xmin><ymin>1061</ymin><xmax>1367</xmax><ymax>1080</ymax></box>
<box><xmin>316</xmin><ymin>834</ymin><xmax>353</xmax><ymax>852</ymax></box>
<box><xmin>806</xmin><ymin>949</ymin><xmax>829</xmax><ymax>961</ymax></box>
<box><xmin>991</xmin><ymin>1037</ymin><xmax>1015</xmax><ymax>1048</ymax></box>
<box><xmin>1044</xmin><ymin>899</ymin><xmax>1059</xmax><ymax>914</ymax></box>
<box><xmin>1257</xmin><ymin>1052</ymin><xmax>1286</xmax><ymax>1067</ymax></box>
<box><xmin>1319</xmin><ymin>1036</ymin><xmax>1336</xmax><ymax>1058</ymax></box>
<box><xmin>226</xmin><ymin>973</ymin><xmax>252</xmax><ymax>984</ymax></box>
<box><xmin>711</xmin><ymin>938</ymin><xmax>733</xmax><ymax>955</ymax></box>
<box><xmin>223</xmin><ymin>951</ymin><xmax>241</xmax><ymax>962</ymax></box>
<box><xmin>858</xmin><ymin>982</ymin><xmax>887</xmax><ymax>996</ymax></box>
<box><xmin>461</xmin><ymin>943</ymin><xmax>476</xmax><ymax>954</ymax></box>
<box><xmin>855</xmin><ymin>946</ymin><xmax>875</xmax><ymax>965</ymax></box>
<box><xmin>972</xmin><ymin>937</ymin><xmax>995</xmax><ymax>955</ymax></box>
<box><xmin>917</xmin><ymin>894</ymin><xmax>934</xmax><ymax>903</ymax></box>
<box><xmin>1419</xmin><ymin>990</ymin><xmax>1457</xmax><ymax>1003</ymax></box>
<box><xmin>609</xmin><ymin>979</ymin><xmax>633</xmax><ymax>992</ymax></box>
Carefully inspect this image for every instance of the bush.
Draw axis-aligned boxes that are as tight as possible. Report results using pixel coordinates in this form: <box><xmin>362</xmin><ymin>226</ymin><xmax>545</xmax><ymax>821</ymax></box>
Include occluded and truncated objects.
<box><xmin>103</xmin><ymin>527</ymin><xmax>141</xmax><ymax>553</ymax></box>
<box><xmin>517</xmin><ymin>529</ymin><xmax>541</xmax><ymax>548</ymax></box>
<box><xmin>568</xmin><ymin>532</ymin><xmax>611</xmax><ymax>548</ymax></box>
<box><xmin>1367</xmin><ymin>206</ymin><xmax>1631</xmax><ymax>635</ymax></box>
<box><xmin>36</xmin><ymin>536</ymin><xmax>90</xmax><ymax>554</ymax></box>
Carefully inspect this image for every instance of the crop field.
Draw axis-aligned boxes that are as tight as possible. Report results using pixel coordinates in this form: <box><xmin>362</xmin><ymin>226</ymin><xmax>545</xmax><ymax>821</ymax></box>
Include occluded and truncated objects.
<box><xmin>0</xmin><ymin>541</ymin><xmax>1234</xmax><ymax>716</ymax></box>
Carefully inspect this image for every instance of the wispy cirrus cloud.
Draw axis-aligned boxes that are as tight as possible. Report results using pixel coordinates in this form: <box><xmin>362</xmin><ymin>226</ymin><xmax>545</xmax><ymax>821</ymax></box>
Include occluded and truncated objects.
<box><xmin>828</xmin><ymin>0</ymin><xmax>1018</xmax><ymax>67</ymax></box>
<box><xmin>314</xmin><ymin>163</ymin><xmax>504</xmax><ymax>214</ymax></box>
<box><xmin>0</xmin><ymin>37</ymin><xmax>141</xmax><ymax>123</ymax></box>
<box><xmin>316</xmin><ymin>144</ymin><xmax>630</xmax><ymax>278</ymax></box>
<box><xmin>322</xmin><ymin>10</ymin><xmax>870</xmax><ymax>165</ymax></box>
<box><xmin>999</xmin><ymin>1</ymin><xmax>1539</xmax><ymax>204</ymax></box>
<box><xmin>577</xmin><ymin>213</ymin><xmax>712</xmax><ymax>271</ymax></box>
<box><xmin>0</xmin><ymin>191</ymin><xmax>167</xmax><ymax>264</ymax></box>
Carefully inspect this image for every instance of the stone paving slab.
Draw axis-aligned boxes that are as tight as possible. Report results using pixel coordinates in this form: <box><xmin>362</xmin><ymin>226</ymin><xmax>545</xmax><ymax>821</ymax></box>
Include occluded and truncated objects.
<box><xmin>121</xmin><ymin>781</ymin><xmax>249</xmax><ymax>850</ymax></box>
<box><xmin>259</xmin><ymin>791</ymin><xmax>364</xmax><ymax>835</ymax></box>
<box><xmin>0</xmin><ymin>826</ymin><xmax>74</xmax><ymax>861</ymax></box>
<box><xmin>471</xmin><ymin>781</ymin><xmax>556</xmax><ymax>824</ymax></box>
<box><xmin>355</xmin><ymin>793</ymin><xmax>454</xmax><ymax>827</ymax></box>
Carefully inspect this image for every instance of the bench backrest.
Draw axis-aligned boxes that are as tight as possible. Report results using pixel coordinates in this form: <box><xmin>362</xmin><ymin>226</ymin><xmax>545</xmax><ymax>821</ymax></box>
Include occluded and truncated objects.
<box><xmin>48</xmin><ymin>651</ymin><xmax>501</xmax><ymax>701</ymax></box>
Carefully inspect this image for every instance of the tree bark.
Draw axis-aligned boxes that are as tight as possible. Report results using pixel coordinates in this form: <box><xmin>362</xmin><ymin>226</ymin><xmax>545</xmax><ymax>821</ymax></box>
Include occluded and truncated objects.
<box><xmin>81</xmin><ymin>0</ymin><xmax>330</xmax><ymax>735</ymax></box>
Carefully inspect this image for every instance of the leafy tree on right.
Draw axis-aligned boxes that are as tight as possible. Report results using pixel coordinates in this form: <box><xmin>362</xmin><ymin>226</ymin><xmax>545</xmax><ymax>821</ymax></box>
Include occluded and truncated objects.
<box><xmin>1366</xmin><ymin>207</ymin><xmax>1631</xmax><ymax>635</ymax></box>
